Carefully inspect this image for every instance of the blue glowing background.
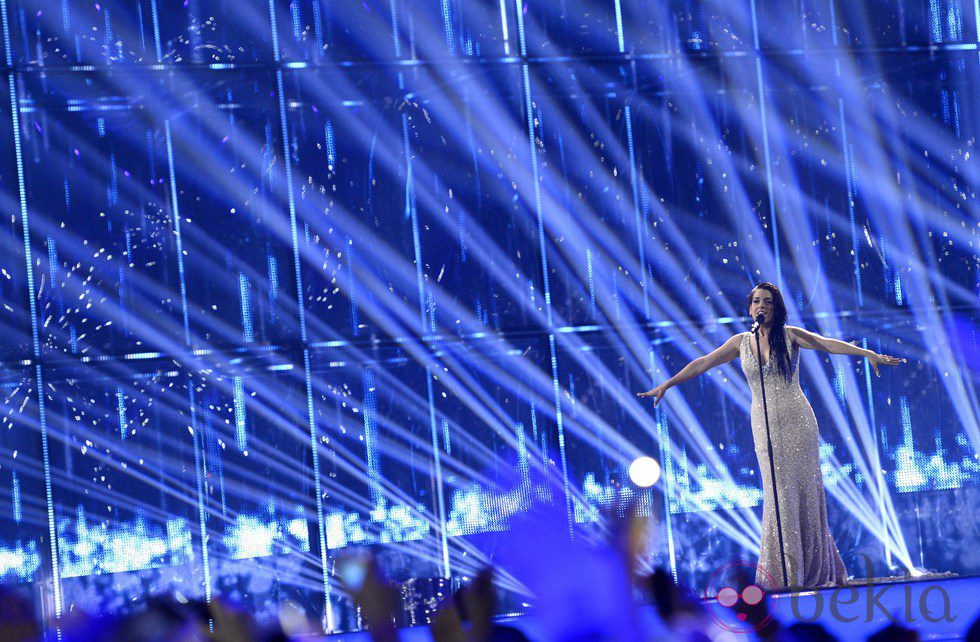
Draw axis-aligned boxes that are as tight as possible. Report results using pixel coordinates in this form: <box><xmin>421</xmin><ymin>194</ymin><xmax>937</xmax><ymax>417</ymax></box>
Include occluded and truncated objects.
<box><xmin>0</xmin><ymin>0</ymin><xmax>977</xmax><ymax>632</ymax></box>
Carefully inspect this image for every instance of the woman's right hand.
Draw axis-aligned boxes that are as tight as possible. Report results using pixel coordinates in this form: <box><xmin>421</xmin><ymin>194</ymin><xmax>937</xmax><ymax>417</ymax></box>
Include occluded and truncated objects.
<box><xmin>637</xmin><ymin>384</ymin><xmax>668</xmax><ymax>407</ymax></box>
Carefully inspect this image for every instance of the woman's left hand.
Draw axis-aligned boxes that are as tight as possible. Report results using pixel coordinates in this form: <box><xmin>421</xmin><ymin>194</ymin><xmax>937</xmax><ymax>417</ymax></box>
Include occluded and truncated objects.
<box><xmin>868</xmin><ymin>352</ymin><xmax>903</xmax><ymax>376</ymax></box>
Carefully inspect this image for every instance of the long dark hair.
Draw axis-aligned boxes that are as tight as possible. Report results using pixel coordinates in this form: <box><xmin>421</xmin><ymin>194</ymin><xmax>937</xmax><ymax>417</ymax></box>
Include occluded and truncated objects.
<box><xmin>747</xmin><ymin>282</ymin><xmax>793</xmax><ymax>381</ymax></box>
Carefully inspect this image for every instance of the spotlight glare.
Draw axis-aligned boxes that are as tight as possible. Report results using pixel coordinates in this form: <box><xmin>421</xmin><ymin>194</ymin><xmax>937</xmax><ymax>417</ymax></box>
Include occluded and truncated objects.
<box><xmin>628</xmin><ymin>456</ymin><xmax>661</xmax><ymax>488</ymax></box>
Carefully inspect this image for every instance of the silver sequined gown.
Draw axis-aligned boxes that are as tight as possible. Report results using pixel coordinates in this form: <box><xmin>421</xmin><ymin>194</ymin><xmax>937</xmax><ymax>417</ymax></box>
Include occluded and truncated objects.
<box><xmin>740</xmin><ymin>332</ymin><xmax>848</xmax><ymax>589</ymax></box>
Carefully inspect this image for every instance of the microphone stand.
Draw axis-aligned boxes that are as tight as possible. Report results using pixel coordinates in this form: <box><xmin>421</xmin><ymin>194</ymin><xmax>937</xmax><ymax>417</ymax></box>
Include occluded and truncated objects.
<box><xmin>754</xmin><ymin>318</ymin><xmax>790</xmax><ymax>587</ymax></box>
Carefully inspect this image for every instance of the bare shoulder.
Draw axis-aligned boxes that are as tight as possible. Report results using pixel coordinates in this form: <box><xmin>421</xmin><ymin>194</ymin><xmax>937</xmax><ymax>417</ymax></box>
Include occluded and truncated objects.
<box><xmin>784</xmin><ymin>325</ymin><xmax>818</xmax><ymax>349</ymax></box>
<box><xmin>784</xmin><ymin>325</ymin><xmax>800</xmax><ymax>347</ymax></box>
<box><xmin>728</xmin><ymin>332</ymin><xmax>748</xmax><ymax>348</ymax></box>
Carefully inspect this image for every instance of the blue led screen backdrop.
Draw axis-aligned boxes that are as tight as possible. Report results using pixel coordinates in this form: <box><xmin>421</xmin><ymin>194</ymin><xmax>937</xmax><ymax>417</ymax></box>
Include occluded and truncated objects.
<box><xmin>0</xmin><ymin>0</ymin><xmax>977</xmax><ymax>631</ymax></box>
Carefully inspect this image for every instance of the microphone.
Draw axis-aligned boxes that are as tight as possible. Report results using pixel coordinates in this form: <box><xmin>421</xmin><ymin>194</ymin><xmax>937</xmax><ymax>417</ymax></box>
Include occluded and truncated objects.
<box><xmin>750</xmin><ymin>313</ymin><xmax>765</xmax><ymax>334</ymax></box>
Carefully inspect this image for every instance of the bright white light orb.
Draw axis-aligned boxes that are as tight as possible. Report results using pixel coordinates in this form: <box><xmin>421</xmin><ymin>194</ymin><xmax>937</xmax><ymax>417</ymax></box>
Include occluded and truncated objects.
<box><xmin>628</xmin><ymin>456</ymin><xmax>661</xmax><ymax>487</ymax></box>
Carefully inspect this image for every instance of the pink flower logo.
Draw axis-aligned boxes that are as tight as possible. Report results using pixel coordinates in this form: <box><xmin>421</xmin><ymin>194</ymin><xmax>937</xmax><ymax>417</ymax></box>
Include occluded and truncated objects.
<box><xmin>705</xmin><ymin>561</ymin><xmax>779</xmax><ymax>634</ymax></box>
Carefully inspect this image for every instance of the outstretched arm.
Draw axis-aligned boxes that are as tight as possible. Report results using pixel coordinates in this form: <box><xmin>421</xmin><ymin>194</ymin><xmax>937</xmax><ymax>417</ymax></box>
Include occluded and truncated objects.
<box><xmin>637</xmin><ymin>334</ymin><xmax>744</xmax><ymax>407</ymax></box>
<box><xmin>787</xmin><ymin>326</ymin><xmax>902</xmax><ymax>376</ymax></box>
